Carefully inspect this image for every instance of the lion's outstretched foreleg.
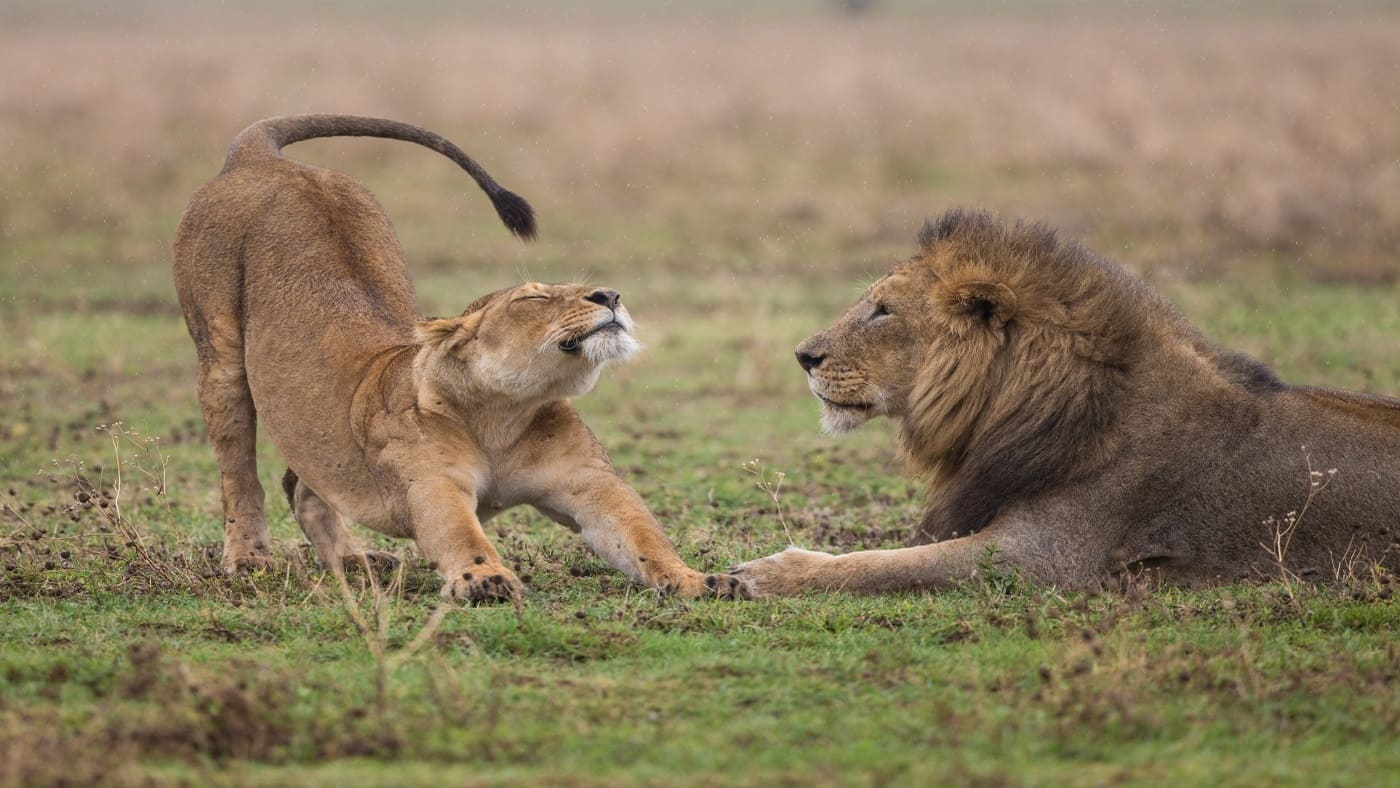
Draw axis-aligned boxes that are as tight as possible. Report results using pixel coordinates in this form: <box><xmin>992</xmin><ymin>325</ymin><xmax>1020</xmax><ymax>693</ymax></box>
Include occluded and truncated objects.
<box><xmin>731</xmin><ymin>532</ymin><xmax>1020</xmax><ymax>597</ymax></box>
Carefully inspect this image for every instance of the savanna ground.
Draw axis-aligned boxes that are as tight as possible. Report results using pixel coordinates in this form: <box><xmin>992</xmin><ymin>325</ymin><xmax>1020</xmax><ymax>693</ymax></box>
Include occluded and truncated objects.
<box><xmin>1</xmin><ymin>1</ymin><xmax>1398</xmax><ymax>785</ymax></box>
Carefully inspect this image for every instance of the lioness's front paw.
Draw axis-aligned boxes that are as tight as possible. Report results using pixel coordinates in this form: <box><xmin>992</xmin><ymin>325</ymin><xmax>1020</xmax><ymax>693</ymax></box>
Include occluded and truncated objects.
<box><xmin>731</xmin><ymin>546</ymin><xmax>839</xmax><ymax>597</ymax></box>
<box><xmin>441</xmin><ymin>565</ymin><xmax>523</xmax><ymax>605</ymax></box>
<box><xmin>222</xmin><ymin>551</ymin><xmax>274</xmax><ymax>576</ymax></box>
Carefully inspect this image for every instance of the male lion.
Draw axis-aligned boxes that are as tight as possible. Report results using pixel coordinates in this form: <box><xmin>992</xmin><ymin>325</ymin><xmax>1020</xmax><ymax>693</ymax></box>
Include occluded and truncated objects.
<box><xmin>735</xmin><ymin>210</ymin><xmax>1400</xmax><ymax>595</ymax></box>
<box><xmin>174</xmin><ymin>114</ymin><xmax>745</xmax><ymax>602</ymax></box>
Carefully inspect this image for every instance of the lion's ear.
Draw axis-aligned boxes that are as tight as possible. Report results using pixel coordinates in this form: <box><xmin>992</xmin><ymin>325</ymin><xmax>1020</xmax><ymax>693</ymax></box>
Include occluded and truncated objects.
<box><xmin>948</xmin><ymin>281</ymin><xmax>1018</xmax><ymax>330</ymax></box>
<box><xmin>414</xmin><ymin>315</ymin><xmax>480</xmax><ymax>353</ymax></box>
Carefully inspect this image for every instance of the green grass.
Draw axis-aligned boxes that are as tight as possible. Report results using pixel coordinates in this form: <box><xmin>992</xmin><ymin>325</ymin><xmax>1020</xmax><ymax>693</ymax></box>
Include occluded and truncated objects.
<box><xmin>1</xmin><ymin>576</ymin><xmax>1396</xmax><ymax>785</ymax></box>
<box><xmin>3</xmin><ymin>572</ymin><xmax>1397</xmax><ymax>786</ymax></box>
<box><xmin>2</xmin><ymin>261</ymin><xmax>1397</xmax><ymax>785</ymax></box>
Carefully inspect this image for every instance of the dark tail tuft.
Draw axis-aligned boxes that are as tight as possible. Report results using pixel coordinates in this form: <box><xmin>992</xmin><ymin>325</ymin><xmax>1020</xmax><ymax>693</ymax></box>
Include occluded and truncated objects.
<box><xmin>490</xmin><ymin>189</ymin><xmax>537</xmax><ymax>241</ymax></box>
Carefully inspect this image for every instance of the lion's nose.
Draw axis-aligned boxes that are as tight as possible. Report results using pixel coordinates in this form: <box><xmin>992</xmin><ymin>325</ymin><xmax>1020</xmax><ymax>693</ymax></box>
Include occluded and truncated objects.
<box><xmin>796</xmin><ymin>351</ymin><xmax>825</xmax><ymax>373</ymax></box>
<box><xmin>585</xmin><ymin>289</ymin><xmax>621</xmax><ymax>310</ymax></box>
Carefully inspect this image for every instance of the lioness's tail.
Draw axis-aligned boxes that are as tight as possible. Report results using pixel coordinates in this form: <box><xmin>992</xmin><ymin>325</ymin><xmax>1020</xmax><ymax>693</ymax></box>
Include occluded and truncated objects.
<box><xmin>222</xmin><ymin>114</ymin><xmax>536</xmax><ymax>240</ymax></box>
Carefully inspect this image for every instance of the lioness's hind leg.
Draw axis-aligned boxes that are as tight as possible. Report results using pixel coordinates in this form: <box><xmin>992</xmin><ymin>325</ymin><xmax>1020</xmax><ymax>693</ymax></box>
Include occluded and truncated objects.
<box><xmin>194</xmin><ymin>336</ymin><xmax>272</xmax><ymax>574</ymax></box>
<box><xmin>283</xmin><ymin>469</ymin><xmax>398</xmax><ymax>575</ymax></box>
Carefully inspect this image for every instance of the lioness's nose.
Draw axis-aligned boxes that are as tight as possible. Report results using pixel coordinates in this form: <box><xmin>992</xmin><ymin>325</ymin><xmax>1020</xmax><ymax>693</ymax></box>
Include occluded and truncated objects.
<box><xmin>585</xmin><ymin>289</ymin><xmax>621</xmax><ymax>310</ymax></box>
<box><xmin>796</xmin><ymin>351</ymin><xmax>825</xmax><ymax>373</ymax></box>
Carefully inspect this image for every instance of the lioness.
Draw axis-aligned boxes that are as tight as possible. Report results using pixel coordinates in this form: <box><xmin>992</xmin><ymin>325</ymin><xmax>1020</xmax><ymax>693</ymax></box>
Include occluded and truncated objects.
<box><xmin>174</xmin><ymin>114</ymin><xmax>745</xmax><ymax>602</ymax></box>
<box><xmin>736</xmin><ymin>210</ymin><xmax>1400</xmax><ymax>595</ymax></box>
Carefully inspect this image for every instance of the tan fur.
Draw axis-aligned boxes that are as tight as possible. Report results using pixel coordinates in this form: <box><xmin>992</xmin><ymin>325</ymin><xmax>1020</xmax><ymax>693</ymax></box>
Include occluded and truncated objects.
<box><xmin>173</xmin><ymin>115</ymin><xmax>746</xmax><ymax>602</ymax></box>
<box><xmin>737</xmin><ymin>210</ymin><xmax>1400</xmax><ymax>595</ymax></box>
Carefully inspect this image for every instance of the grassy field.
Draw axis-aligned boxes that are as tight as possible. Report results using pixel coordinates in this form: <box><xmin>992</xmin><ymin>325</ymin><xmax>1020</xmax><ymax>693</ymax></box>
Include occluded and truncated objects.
<box><xmin>1</xmin><ymin>3</ymin><xmax>1398</xmax><ymax>785</ymax></box>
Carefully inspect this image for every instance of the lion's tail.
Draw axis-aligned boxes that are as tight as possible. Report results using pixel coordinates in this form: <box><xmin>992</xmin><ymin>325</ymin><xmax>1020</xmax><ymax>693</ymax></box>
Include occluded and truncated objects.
<box><xmin>221</xmin><ymin>114</ymin><xmax>536</xmax><ymax>240</ymax></box>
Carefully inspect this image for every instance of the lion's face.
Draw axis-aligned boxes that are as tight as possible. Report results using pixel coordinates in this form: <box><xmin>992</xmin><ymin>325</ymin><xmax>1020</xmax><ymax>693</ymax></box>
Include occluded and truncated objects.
<box><xmin>795</xmin><ymin>236</ymin><xmax>1025</xmax><ymax>437</ymax></box>
<box><xmin>416</xmin><ymin>282</ymin><xmax>640</xmax><ymax>402</ymax></box>
<box><xmin>794</xmin><ymin>268</ymin><xmax>929</xmax><ymax>434</ymax></box>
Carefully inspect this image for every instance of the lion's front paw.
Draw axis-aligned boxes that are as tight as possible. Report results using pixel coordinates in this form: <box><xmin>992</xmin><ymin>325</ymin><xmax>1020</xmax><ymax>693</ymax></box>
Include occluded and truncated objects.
<box><xmin>700</xmin><ymin>572</ymin><xmax>754</xmax><ymax>600</ymax></box>
<box><xmin>662</xmin><ymin>569</ymin><xmax>753</xmax><ymax>600</ymax></box>
<box><xmin>731</xmin><ymin>546</ymin><xmax>839</xmax><ymax>597</ymax></box>
<box><xmin>441</xmin><ymin>565</ymin><xmax>524</xmax><ymax>605</ymax></box>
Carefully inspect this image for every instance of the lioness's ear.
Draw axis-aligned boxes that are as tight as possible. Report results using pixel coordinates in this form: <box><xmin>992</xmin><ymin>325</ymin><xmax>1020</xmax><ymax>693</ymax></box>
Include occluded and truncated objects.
<box><xmin>414</xmin><ymin>315</ymin><xmax>479</xmax><ymax>353</ymax></box>
<box><xmin>414</xmin><ymin>317</ymin><xmax>458</xmax><ymax>345</ymax></box>
<box><xmin>946</xmin><ymin>281</ymin><xmax>1018</xmax><ymax>330</ymax></box>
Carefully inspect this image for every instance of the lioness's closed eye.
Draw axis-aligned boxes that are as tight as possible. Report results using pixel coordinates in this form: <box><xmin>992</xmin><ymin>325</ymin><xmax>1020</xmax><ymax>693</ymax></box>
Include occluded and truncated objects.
<box><xmin>174</xmin><ymin>114</ymin><xmax>749</xmax><ymax>602</ymax></box>
<box><xmin>736</xmin><ymin>209</ymin><xmax>1400</xmax><ymax>596</ymax></box>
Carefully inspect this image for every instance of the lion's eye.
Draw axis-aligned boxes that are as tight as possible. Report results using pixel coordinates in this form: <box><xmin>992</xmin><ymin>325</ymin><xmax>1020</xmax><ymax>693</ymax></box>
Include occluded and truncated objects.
<box><xmin>870</xmin><ymin>302</ymin><xmax>890</xmax><ymax>320</ymax></box>
<box><xmin>512</xmin><ymin>295</ymin><xmax>550</xmax><ymax>303</ymax></box>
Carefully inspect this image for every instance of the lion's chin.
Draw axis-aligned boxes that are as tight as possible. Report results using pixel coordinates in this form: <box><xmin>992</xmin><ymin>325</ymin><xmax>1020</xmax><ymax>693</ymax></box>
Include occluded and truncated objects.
<box><xmin>819</xmin><ymin>401</ymin><xmax>874</xmax><ymax>435</ymax></box>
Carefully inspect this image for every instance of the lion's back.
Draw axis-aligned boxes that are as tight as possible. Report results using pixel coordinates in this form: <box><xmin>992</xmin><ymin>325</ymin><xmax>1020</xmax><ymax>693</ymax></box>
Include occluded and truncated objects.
<box><xmin>1121</xmin><ymin>384</ymin><xmax>1400</xmax><ymax>584</ymax></box>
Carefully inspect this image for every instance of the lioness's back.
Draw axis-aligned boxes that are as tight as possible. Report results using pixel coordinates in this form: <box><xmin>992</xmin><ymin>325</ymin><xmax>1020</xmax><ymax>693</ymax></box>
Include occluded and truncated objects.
<box><xmin>180</xmin><ymin>159</ymin><xmax>418</xmax><ymax>343</ymax></box>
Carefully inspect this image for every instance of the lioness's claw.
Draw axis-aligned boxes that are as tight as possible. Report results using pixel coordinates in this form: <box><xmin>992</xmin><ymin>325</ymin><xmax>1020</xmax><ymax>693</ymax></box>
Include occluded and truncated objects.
<box><xmin>442</xmin><ymin>566</ymin><xmax>524</xmax><ymax>605</ymax></box>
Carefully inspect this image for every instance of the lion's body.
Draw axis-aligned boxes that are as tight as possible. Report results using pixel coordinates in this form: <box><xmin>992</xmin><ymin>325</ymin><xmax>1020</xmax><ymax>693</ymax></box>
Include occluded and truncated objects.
<box><xmin>1010</xmin><ymin>384</ymin><xmax>1400</xmax><ymax>587</ymax></box>
<box><xmin>737</xmin><ymin>211</ymin><xmax>1399</xmax><ymax>595</ymax></box>
<box><xmin>174</xmin><ymin>115</ymin><xmax>743</xmax><ymax>601</ymax></box>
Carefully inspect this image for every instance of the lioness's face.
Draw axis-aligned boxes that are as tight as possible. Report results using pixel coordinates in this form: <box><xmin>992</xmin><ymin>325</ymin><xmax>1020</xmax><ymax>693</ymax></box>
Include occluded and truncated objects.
<box><xmin>794</xmin><ymin>266</ymin><xmax>930</xmax><ymax>434</ymax></box>
<box><xmin>416</xmin><ymin>282</ymin><xmax>640</xmax><ymax>401</ymax></box>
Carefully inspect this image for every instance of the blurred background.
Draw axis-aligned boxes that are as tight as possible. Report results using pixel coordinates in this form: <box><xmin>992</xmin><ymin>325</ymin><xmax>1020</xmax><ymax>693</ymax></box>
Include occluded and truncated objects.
<box><xmin>1</xmin><ymin>0</ymin><xmax>1398</xmax><ymax>526</ymax></box>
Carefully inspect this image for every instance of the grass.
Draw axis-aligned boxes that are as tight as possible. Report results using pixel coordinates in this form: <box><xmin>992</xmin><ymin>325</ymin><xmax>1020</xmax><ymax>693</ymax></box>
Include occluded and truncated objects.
<box><xmin>2</xmin><ymin>3</ymin><xmax>1399</xmax><ymax>786</ymax></box>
